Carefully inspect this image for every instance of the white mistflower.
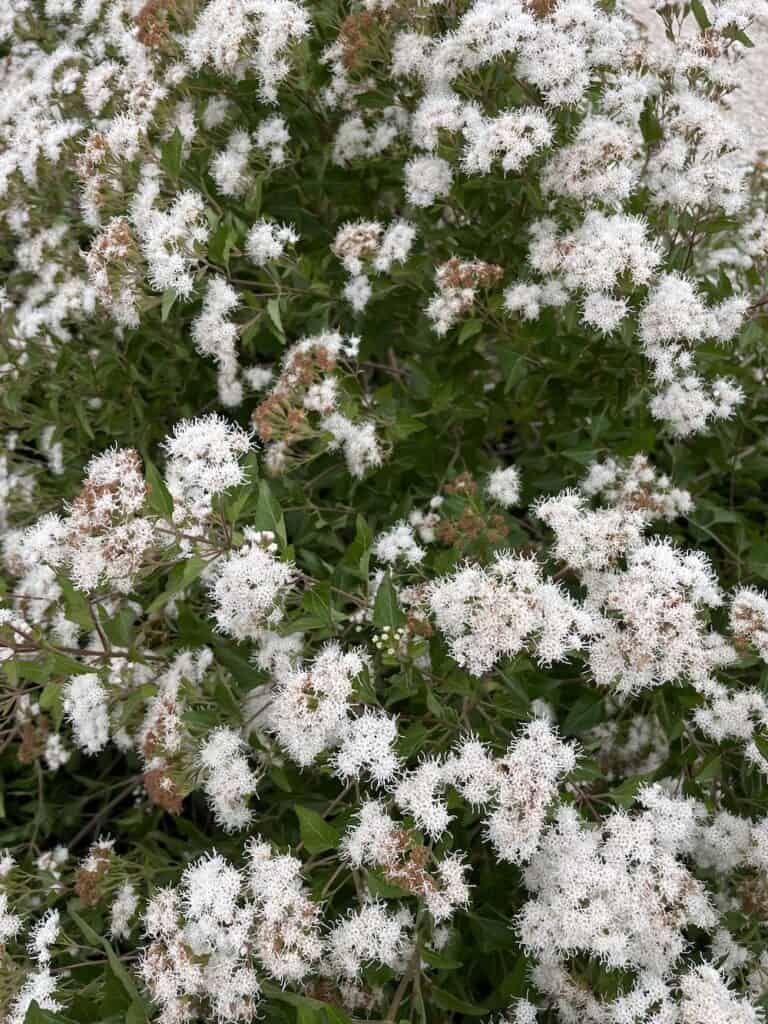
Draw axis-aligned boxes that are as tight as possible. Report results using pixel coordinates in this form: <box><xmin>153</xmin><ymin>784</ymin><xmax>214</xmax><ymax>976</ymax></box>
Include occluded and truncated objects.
<box><xmin>373</xmin><ymin>521</ymin><xmax>425</xmax><ymax>566</ymax></box>
<box><xmin>0</xmin><ymin>892</ymin><xmax>22</xmax><ymax>944</ymax></box>
<box><xmin>462</xmin><ymin>107</ymin><xmax>553</xmax><ymax>175</ymax></box>
<box><xmin>428</xmin><ymin>552</ymin><xmax>592</xmax><ymax>676</ymax></box>
<box><xmin>110</xmin><ymin>882</ymin><xmax>139</xmax><ymax>940</ymax></box>
<box><xmin>63</xmin><ymin>673</ymin><xmax>110</xmax><ymax>754</ymax></box>
<box><xmin>731</xmin><ymin>587</ymin><xmax>768</xmax><ymax>662</ymax></box>
<box><xmin>245</xmin><ymin>219</ymin><xmax>299</xmax><ymax>266</ymax></box>
<box><xmin>163</xmin><ymin>414</ymin><xmax>252</xmax><ymax>524</ymax></box>
<box><xmin>210</xmin><ymin>130</ymin><xmax>252</xmax><ymax>197</ymax></box>
<box><xmin>209</xmin><ymin>529</ymin><xmax>295</xmax><ymax>640</ymax></box>
<box><xmin>254</xmin><ymin>114</ymin><xmax>290</xmax><ymax>165</ymax></box>
<box><xmin>268</xmin><ymin>642</ymin><xmax>369</xmax><ymax>766</ymax></box>
<box><xmin>333</xmin><ymin>710</ymin><xmax>401</xmax><ymax>786</ymax></box>
<box><xmin>197</xmin><ymin>727</ymin><xmax>259</xmax><ymax>831</ymax></box>
<box><xmin>404</xmin><ymin>156</ymin><xmax>453</xmax><ymax>207</ymax></box>
<box><xmin>486</xmin><ymin>465</ymin><xmax>521</xmax><ymax>507</ymax></box>
<box><xmin>327</xmin><ymin>902</ymin><xmax>411</xmax><ymax>978</ymax></box>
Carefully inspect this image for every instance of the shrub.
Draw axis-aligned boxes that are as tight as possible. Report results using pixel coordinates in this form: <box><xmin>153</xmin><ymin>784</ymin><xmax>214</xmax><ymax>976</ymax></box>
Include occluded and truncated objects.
<box><xmin>2</xmin><ymin>1</ymin><xmax>768</xmax><ymax>1022</ymax></box>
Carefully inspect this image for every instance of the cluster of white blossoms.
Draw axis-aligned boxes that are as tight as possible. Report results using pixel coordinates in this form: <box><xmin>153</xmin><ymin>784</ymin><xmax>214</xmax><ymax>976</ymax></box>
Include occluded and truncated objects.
<box><xmin>333</xmin><ymin>219</ymin><xmax>417</xmax><ymax>312</ymax></box>
<box><xmin>197</xmin><ymin>727</ymin><xmax>260</xmax><ymax>832</ymax></box>
<box><xmin>162</xmin><ymin>414</ymin><xmax>252</xmax><ymax>530</ymax></box>
<box><xmin>22</xmin><ymin>446</ymin><xmax>153</xmax><ymax>592</ymax></box>
<box><xmin>138</xmin><ymin>839</ymin><xmax>410</xmax><ymax>1022</ymax></box>
<box><xmin>62</xmin><ymin>673</ymin><xmax>110</xmax><ymax>756</ymax></box>
<box><xmin>209</xmin><ymin>529</ymin><xmax>295</xmax><ymax>640</ymax></box>
<box><xmin>267</xmin><ymin>641</ymin><xmax>380</xmax><ymax>770</ymax></box>
<box><xmin>426</xmin><ymin>258</ymin><xmax>504</xmax><ymax>336</ymax></box>
<box><xmin>252</xmin><ymin>330</ymin><xmax>384</xmax><ymax>478</ymax></box>
<box><xmin>5</xmin><ymin>1</ymin><xmax>768</xmax><ymax>1022</ymax></box>
<box><xmin>580</xmin><ymin>452</ymin><xmax>694</xmax><ymax>521</ymax></box>
<box><xmin>0</xmin><ymin>864</ymin><xmax>62</xmax><ymax>1024</ymax></box>
<box><xmin>426</xmin><ymin>551</ymin><xmax>592</xmax><ymax>676</ymax></box>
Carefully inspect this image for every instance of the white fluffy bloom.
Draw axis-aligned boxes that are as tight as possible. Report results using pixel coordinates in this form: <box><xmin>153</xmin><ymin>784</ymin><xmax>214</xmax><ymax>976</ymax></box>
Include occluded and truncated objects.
<box><xmin>211</xmin><ymin>130</ymin><xmax>252</xmax><ymax>196</ymax></box>
<box><xmin>587</xmin><ymin>539</ymin><xmax>735</xmax><ymax>695</ymax></box>
<box><xmin>373</xmin><ymin>521</ymin><xmax>425</xmax><ymax>566</ymax></box>
<box><xmin>254</xmin><ymin>114</ymin><xmax>290</xmax><ymax>165</ymax></box>
<box><xmin>322</xmin><ymin>412</ymin><xmax>383</xmax><ymax>478</ymax></box>
<box><xmin>246</xmin><ymin>839</ymin><xmax>324</xmax><ymax>982</ymax></box>
<box><xmin>428</xmin><ymin>551</ymin><xmax>592</xmax><ymax>676</ymax></box>
<box><xmin>110</xmin><ymin>882</ymin><xmax>139</xmax><ymax>940</ymax></box>
<box><xmin>333</xmin><ymin>710</ymin><xmax>401</xmax><ymax>786</ymax></box>
<box><xmin>268</xmin><ymin>642</ymin><xmax>369</xmax><ymax>766</ymax></box>
<box><xmin>163</xmin><ymin>415</ymin><xmax>252</xmax><ymax>524</ymax></box>
<box><xmin>519</xmin><ymin>790</ymin><xmax>715</xmax><ymax>977</ymax></box>
<box><xmin>184</xmin><ymin>0</ymin><xmax>311</xmax><ymax>103</ymax></box>
<box><xmin>486</xmin><ymin>465</ymin><xmax>521</xmax><ymax>507</ymax></box>
<box><xmin>404</xmin><ymin>156</ymin><xmax>453</xmax><ymax>207</ymax></box>
<box><xmin>327</xmin><ymin>902</ymin><xmax>411</xmax><ymax>978</ymax></box>
<box><xmin>131</xmin><ymin>180</ymin><xmax>209</xmax><ymax>299</ymax></box>
<box><xmin>485</xmin><ymin>719</ymin><xmax>577</xmax><ymax>864</ymax></box>
<box><xmin>679</xmin><ymin>964</ymin><xmax>763</xmax><ymax>1024</ymax></box>
<box><xmin>0</xmin><ymin>892</ymin><xmax>22</xmax><ymax>944</ymax></box>
<box><xmin>198</xmin><ymin>727</ymin><xmax>259</xmax><ymax>831</ymax></box>
<box><xmin>462</xmin><ymin>107</ymin><xmax>552</xmax><ymax>175</ymax></box>
<box><xmin>394</xmin><ymin>757</ymin><xmax>452</xmax><ymax>839</ymax></box>
<box><xmin>209</xmin><ymin>529</ymin><xmax>295</xmax><ymax>640</ymax></box>
<box><xmin>535</xmin><ymin>490</ymin><xmax>647</xmax><ymax>571</ymax></box>
<box><xmin>246</xmin><ymin>219</ymin><xmax>299</xmax><ymax>266</ymax></box>
<box><xmin>541</xmin><ymin>115</ymin><xmax>639</xmax><ymax>206</ymax></box>
<box><xmin>63</xmin><ymin>673</ymin><xmax>110</xmax><ymax>754</ymax></box>
<box><xmin>731</xmin><ymin>587</ymin><xmax>768</xmax><ymax>662</ymax></box>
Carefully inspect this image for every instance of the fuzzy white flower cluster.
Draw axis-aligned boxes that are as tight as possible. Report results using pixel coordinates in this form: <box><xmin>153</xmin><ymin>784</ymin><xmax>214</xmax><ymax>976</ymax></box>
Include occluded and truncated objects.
<box><xmin>2</xmin><ymin>898</ymin><xmax>62</xmax><ymax>1024</ymax></box>
<box><xmin>253</xmin><ymin>330</ymin><xmax>383</xmax><ymax>478</ymax></box>
<box><xmin>23</xmin><ymin>446</ymin><xmax>152</xmax><ymax>592</ymax></box>
<box><xmin>209</xmin><ymin>529</ymin><xmax>295</xmax><ymax>640</ymax></box>
<box><xmin>163</xmin><ymin>414</ymin><xmax>252</xmax><ymax>529</ymax></box>
<box><xmin>197</xmin><ymin>727</ymin><xmax>260</xmax><ymax>832</ymax></box>
<box><xmin>333</xmin><ymin>219</ymin><xmax>417</xmax><ymax>312</ymax></box>
<box><xmin>427</xmin><ymin>551</ymin><xmax>592</xmax><ymax>676</ymax></box>
<box><xmin>268</xmin><ymin>642</ymin><xmax>383</xmax><ymax>771</ymax></box>
<box><xmin>62</xmin><ymin>673</ymin><xmax>110</xmax><ymax>755</ymax></box>
<box><xmin>139</xmin><ymin>839</ymin><xmax>412</xmax><ymax>1021</ymax></box>
<box><xmin>581</xmin><ymin>453</ymin><xmax>693</xmax><ymax>521</ymax></box>
<box><xmin>191</xmin><ymin>277</ymin><xmax>243</xmax><ymax>407</ymax></box>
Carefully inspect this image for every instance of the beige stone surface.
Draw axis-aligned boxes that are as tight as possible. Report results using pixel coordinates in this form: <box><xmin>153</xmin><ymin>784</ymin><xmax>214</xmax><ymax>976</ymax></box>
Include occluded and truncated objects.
<box><xmin>620</xmin><ymin>1</ymin><xmax>768</xmax><ymax>161</ymax></box>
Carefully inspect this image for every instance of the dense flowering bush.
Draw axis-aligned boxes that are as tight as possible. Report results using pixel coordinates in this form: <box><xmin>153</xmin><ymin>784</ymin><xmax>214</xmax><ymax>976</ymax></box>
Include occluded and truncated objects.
<box><xmin>4</xmin><ymin>0</ymin><xmax>768</xmax><ymax>1022</ymax></box>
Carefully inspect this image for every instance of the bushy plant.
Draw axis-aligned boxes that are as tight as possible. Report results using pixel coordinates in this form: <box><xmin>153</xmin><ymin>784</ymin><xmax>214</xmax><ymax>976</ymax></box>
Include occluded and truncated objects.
<box><xmin>3</xmin><ymin>1</ymin><xmax>768</xmax><ymax>1022</ymax></box>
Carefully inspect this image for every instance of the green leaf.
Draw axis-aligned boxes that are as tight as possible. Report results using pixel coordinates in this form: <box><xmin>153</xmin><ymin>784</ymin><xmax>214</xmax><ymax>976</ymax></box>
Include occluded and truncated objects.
<box><xmin>254</xmin><ymin>479</ymin><xmax>287</xmax><ymax>549</ymax></box>
<box><xmin>147</xmin><ymin>556</ymin><xmax>207</xmax><ymax>615</ymax></box>
<box><xmin>420</xmin><ymin>947</ymin><xmax>462</xmax><ymax>970</ymax></box>
<box><xmin>458</xmin><ymin>318</ymin><xmax>483</xmax><ymax>343</ymax></box>
<box><xmin>23</xmin><ymin>1001</ymin><xmax>77</xmax><ymax>1024</ymax></box>
<box><xmin>372</xmin><ymin>573</ymin><xmax>405</xmax><ymax>628</ymax></box>
<box><xmin>609</xmin><ymin>772</ymin><xmax>654</xmax><ymax>810</ymax></box>
<box><xmin>160</xmin><ymin>127</ymin><xmax>183</xmax><ymax>178</ymax></box>
<box><xmin>58</xmin><ymin>575</ymin><xmax>94</xmax><ymax>630</ymax></box>
<box><xmin>260</xmin><ymin>981</ymin><xmax>326</xmax><ymax>1011</ymax></box>
<box><xmin>322</xmin><ymin>1008</ymin><xmax>352</xmax><ymax>1024</ymax></box>
<box><xmin>69</xmin><ymin>905</ymin><xmax>146</xmax><ymax>1016</ymax></box>
<box><xmin>690</xmin><ymin>0</ymin><xmax>711</xmax><ymax>30</ymax></box>
<box><xmin>208</xmin><ymin>222</ymin><xmax>235</xmax><ymax>268</ymax></box>
<box><xmin>267</xmin><ymin>297</ymin><xmax>284</xmax><ymax>337</ymax></box>
<box><xmin>342</xmin><ymin>514</ymin><xmax>373</xmax><ymax>580</ymax></box>
<box><xmin>429</xmin><ymin>986</ymin><xmax>488</xmax><ymax>1016</ymax></box>
<box><xmin>294</xmin><ymin>805</ymin><xmax>341</xmax><ymax>854</ymax></box>
<box><xmin>160</xmin><ymin>288</ymin><xmax>178</xmax><ymax>323</ymax></box>
<box><xmin>562</xmin><ymin>691</ymin><xmax>603</xmax><ymax>735</ymax></box>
